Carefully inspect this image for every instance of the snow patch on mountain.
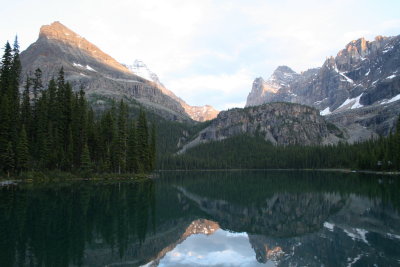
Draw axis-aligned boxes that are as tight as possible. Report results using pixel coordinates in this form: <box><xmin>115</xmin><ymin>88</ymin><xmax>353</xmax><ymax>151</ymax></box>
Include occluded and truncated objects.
<box><xmin>381</xmin><ymin>93</ymin><xmax>400</xmax><ymax>104</ymax></box>
<box><xmin>337</xmin><ymin>94</ymin><xmax>364</xmax><ymax>110</ymax></box>
<box><xmin>320</xmin><ymin>107</ymin><xmax>331</xmax><ymax>116</ymax></box>
<box><xmin>125</xmin><ymin>60</ymin><xmax>160</xmax><ymax>84</ymax></box>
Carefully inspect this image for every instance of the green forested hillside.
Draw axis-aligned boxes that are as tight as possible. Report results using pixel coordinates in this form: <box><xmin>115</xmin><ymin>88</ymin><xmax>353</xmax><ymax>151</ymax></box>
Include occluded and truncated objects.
<box><xmin>161</xmin><ymin>123</ymin><xmax>400</xmax><ymax>171</ymax></box>
<box><xmin>0</xmin><ymin>40</ymin><xmax>156</xmax><ymax>178</ymax></box>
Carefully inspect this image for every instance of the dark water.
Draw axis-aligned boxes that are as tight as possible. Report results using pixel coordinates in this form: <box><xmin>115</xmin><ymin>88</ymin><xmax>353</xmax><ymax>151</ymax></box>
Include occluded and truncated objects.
<box><xmin>1</xmin><ymin>171</ymin><xmax>400</xmax><ymax>267</ymax></box>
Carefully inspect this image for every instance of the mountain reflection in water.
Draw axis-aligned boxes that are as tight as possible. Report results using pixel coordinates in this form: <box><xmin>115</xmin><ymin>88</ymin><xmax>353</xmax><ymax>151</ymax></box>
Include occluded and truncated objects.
<box><xmin>0</xmin><ymin>171</ymin><xmax>400</xmax><ymax>266</ymax></box>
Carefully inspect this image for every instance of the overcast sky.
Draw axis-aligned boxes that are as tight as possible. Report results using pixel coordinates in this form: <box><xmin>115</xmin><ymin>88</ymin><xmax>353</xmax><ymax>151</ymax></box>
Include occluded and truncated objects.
<box><xmin>1</xmin><ymin>0</ymin><xmax>400</xmax><ymax>110</ymax></box>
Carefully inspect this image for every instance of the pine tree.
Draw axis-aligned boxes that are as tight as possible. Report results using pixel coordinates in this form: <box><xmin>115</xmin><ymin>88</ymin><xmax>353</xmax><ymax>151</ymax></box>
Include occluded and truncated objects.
<box><xmin>17</xmin><ymin>125</ymin><xmax>29</xmax><ymax>172</ymax></box>
<box><xmin>9</xmin><ymin>38</ymin><xmax>21</xmax><ymax>147</ymax></box>
<box><xmin>32</xmin><ymin>68</ymin><xmax>43</xmax><ymax>103</ymax></box>
<box><xmin>3</xmin><ymin>142</ymin><xmax>15</xmax><ymax>177</ymax></box>
<box><xmin>0</xmin><ymin>96</ymin><xmax>11</xmax><ymax>172</ymax></box>
<box><xmin>21</xmin><ymin>77</ymin><xmax>31</xmax><ymax>132</ymax></box>
<box><xmin>136</xmin><ymin>110</ymin><xmax>149</xmax><ymax>173</ymax></box>
<box><xmin>0</xmin><ymin>42</ymin><xmax>13</xmax><ymax>97</ymax></box>
<box><xmin>116</xmin><ymin>100</ymin><xmax>128</xmax><ymax>173</ymax></box>
<box><xmin>80</xmin><ymin>142</ymin><xmax>92</xmax><ymax>178</ymax></box>
<box><xmin>127</xmin><ymin>121</ymin><xmax>138</xmax><ymax>173</ymax></box>
<box><xmin>149</xmin><ymin>125</ymin><xmax>156</xmax><ymax>171</ymax></box>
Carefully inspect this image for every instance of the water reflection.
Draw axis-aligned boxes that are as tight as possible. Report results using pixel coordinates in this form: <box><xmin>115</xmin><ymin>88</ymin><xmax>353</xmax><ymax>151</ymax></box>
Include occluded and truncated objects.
<box><xmin>0</xmin><ymin>171</ymin><xmax>400</xmax><ymax>266</ymax></box>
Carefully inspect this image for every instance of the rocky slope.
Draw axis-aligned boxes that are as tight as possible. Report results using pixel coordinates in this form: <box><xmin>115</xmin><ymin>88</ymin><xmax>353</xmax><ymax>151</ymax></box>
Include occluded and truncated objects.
<box><xmin>246</xmin><ymin>35</ymin><xmax>400</xmax><ymax>139</ymax></box>
<box><xmin>126</xmin><ymin>59</ymin><xmax>219</xmax><ymax>121</ymax></box>
<box><xmin>178</xmin><ymin>102</ymin><xmax>344</xmax><ymax>153</ymax></box>
<box><xmin>20</xmin><ymin>21</ymin><xmax>217</xmax><ymax>122</ymax></box>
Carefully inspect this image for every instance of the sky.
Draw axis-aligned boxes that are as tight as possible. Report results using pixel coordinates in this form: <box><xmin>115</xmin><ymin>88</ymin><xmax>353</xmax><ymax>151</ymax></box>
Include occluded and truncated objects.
<box><xmin>147</xmin><ymin>229</ymin><xmax>270</xmax><ymax>266</ymax></box>
<box><xmin>1</xmin><ymin>0</ymin><xmax>400</xmax><ymax>110</ymax></box>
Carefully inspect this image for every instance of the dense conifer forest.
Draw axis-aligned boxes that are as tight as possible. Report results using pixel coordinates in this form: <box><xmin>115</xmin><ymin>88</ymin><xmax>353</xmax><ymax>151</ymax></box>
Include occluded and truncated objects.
<box><xmin>160</xmin><ymin>120</ymin><xmax>400</xmax><ymax>171</ymax></box>
<box><xmin>0</xmin><ymin>40</ymin><xmax>156</xmax><ymax>178</ymax></box>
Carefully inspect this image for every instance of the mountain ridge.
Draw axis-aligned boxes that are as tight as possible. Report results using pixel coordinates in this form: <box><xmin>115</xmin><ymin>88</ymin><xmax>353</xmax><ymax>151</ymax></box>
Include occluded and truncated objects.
<box><xmin>20</xmin><ymin>21</ymin><xmax>218</xmax><ymax>122</ymax></box>
<box><xmin>125</xmin><ymin>59</ymin><xmax>219</xmax><ymax>121</ymax></box>
<box><xmin>246</xmin><ymin>34</ymin><xmax>400</xmax><ymax>139</ymax></box>
<box><xmin>178</xmin><ymin>102</ymin><xmax>344</xmax><ymax>154</ymax></box>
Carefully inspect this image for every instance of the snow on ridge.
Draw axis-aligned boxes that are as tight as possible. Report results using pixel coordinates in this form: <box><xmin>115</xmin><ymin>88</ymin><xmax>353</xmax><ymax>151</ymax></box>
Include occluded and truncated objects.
<box><xmin>334</xmin><ymin>64</ymin><xmax>354</xmax><ymax>84</ymax></box>
<box><xmin>381</xmin><ymin>93</ymin><xmax>400</xmax><ymax>105</ymax></box>
<box><xmin>346</xmin><ymin>254</ymin><xmax>363</xmax><ymax>267</ymax></box>
<box><xmin>126</xmin><ymin>59</ymin><xmax>155</xmax><ymax>82</ymax></box>
<box><xmin>337</xmin><ymin>94</ymin><xmax>364</xmax><ymax>110</ymax></box>
<box><xmin>73</xmin><ymin>62</ymin><xmax>83</xmax><ymax>68</ymax></box>
<box><xmin>323</xmin><ymin>222</ymin><xmax>334</xmax><ymax>231</ymax></box>
<box><xmin>343</xmin><ymin>228</ymin><xmax>369</xmax><ymax>244</ymax></box>
<box><xmin>386</xmin><ymin>74</ymin><xmax>397</xmax><ymax>80</ymax></box>
<box><xmin>382</xmin><ymin>45</ymin><xmax>394</xmax><ymax>53</ymax></box>
<box><xmin>72</xmin><ymin>62</ymin><xmax>97</xmax><ymax>72</ymax></box>
<box><xmin>387</xmin><ymin>233</ymin><xmax>400</xmax><ymax>240</ymax></box>
<box><xmin>320</xmin><ymin>107</ymin><xmax>331</xmax><ymax>116</ymax></box>
<box><xmin>86</xmin><ymin>65</ymin><xmax>97</xmax><ymax>72</ymax></box>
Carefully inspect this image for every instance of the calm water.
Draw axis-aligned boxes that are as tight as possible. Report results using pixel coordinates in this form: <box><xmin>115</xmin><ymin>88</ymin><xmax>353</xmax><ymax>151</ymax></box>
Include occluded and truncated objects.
<box><xmin>1</xmin><ymin>171</ymin><xmax>400</xmax><ymax>267</ymax></box>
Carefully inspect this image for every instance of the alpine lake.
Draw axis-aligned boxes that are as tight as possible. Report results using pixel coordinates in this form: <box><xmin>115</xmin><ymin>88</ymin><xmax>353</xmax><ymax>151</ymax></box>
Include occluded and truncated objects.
<box><xmin>1</xmin><ymin>170</ymin><xmax>400</xmax><ymax>267</ymax></box>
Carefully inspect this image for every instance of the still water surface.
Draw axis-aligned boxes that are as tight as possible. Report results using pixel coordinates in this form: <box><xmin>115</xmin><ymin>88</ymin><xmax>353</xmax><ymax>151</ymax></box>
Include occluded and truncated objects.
<box><xmin>1</xmin><ymin>171</ymin><xmax>400</xmax><ymax>266</ymax></box>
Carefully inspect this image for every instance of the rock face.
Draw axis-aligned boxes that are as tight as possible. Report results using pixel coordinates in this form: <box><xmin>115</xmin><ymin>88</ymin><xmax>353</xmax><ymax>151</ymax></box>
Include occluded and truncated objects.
<box><xmin>246</xmin><ymin>66</ymin><xmax>301</xmax><ymax>107</ymax></box>
<box><xmin>179</xmin><ymin>102</ymin><xmax>344</xmax><ymax>153</ymax></box>
<box><xmin>126</xmin><ymin>59</ymin><xmax>219</xmax><ymax>121</ymax></box>
<box><xmin>246</xmin><ymin>35</ymin><xmax>400</xmax><ymax>138</ymax></box>
<box><xmin>20</xmin><ymin>21</ymin><xmax>217</xmax><ymax>122</ymax></box>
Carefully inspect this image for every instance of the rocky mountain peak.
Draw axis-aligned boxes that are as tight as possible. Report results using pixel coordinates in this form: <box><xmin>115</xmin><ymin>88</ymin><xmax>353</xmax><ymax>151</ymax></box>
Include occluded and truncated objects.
<box><xmin>269</xmin><ymin>65</ymin><xmax>299</xmax><ymax>85</ymax></box>
<box><xmin>246</xmin><ymin>66</ymin><xmax>300</xmax><ymax>107</ymax></box>
<box><xmin>124</xmin><ymin>59</ymin><xmax>219</xmax><ymax>122</ymax></box>
<box><xmin>125</xmin><ymin>59</ymin><xmax>162</xmax><ymax>85</ymax></box>
<box><xmin>38</xmin><ymin>21</ymin><xmax>130</xmax><ymax>74</ymax></box>
<box><xmin>274</xmin><ymin>65</ymin><xmax>296</xmax><ymax>74</ymax></box>
<box><xmin>39</xmin><ymin>21</ymin><xmax>81</xmax><ymax>40</ymax></box>
<box><xmin>253</xmin><ymin>77</ymin><xmax>265</xmax><ymax>88</ymax></box>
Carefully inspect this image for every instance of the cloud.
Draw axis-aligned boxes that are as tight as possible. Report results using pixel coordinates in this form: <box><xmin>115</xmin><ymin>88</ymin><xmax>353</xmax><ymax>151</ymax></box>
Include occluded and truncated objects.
<box><xmin>164</xmin><ymin>68</ymin><xmax>253</xmax><ymax>110</ymax></box>
<box><xmin>1</xmin><ymin>0</ymin><xmax>400</xmax><ymax>109</ymax></box>
<box><xmin>157</xmin><ymin>229</ymin><xmax>264</xmax><ymax>267</ymax></box>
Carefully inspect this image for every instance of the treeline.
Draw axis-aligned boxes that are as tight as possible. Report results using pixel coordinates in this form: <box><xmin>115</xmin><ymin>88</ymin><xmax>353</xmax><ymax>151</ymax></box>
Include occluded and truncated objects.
<box><xmin>0</xmin><ymin>40</ymin><xmax>155</xmax><ymax>177</ymax></box>
<box><xmin>161</xmin><ymin>118</ymin><xmax>400</xmax><ymax>171</ymax></box>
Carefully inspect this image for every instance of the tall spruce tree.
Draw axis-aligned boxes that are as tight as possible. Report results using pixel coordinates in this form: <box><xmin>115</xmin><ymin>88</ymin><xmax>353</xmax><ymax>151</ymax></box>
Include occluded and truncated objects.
<box><xmin>32</xmin><ymin>68</ymin><xmax>43</xmax><ymax>103</ymax></box>
<box><xmin>127</xmin><ymin>121</ymin><xmax>138</xmax><ymax>173</ymax></box>
<box><xmin>21</xmin><ymin>77</ymin><xmax>32</xmax><ymax>132</ymax></box>
<box><xmin>80</xmin><ymin>142</ymin><xmax>92</xmax><ymax>177</ymax></box>
<box><xmin>116</xmin><ymin>100</ymin><xmax>128</xmax><ymax>173</ymax></box>
<box><xmin>0</xmin><ymin>96</ymin><xmax>11</xmax><ymax>172</ymax></box>
<box><xmin>3</xmin><ymin>142</ymin><xmax>14</xmax><ymax>177</ymax></box>
<box><xmin>16</xmin><ymin>125</ymin><xmax>29</xmax><ymax>172</ymax></box>
<box><xmin>136</xmin><ymin>110</ymin><xmax>149</xmax><ymax>173</ymax></box>
<box><xmin>0</xmin><ymin>42</ymin><xmax>12</xmax><ymax>97</ymax></box>
<box><xmin>149</xmin><ymin>125</ymin><xmax>156</xmax><ymax>171</ymax></box>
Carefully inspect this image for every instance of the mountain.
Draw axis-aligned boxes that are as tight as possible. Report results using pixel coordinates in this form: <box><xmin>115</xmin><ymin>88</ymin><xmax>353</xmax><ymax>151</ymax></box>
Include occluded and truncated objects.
<box><xmin>246</xmin><ymin>66</ymin><xmax>301</xmax><ymax>106</ymax></box>
<box><xmin>246</xmin><ymin>35</ymin><xmax>400</xmax><ymax>138</ymax></box>
<box><xmin>125</xmin><ymin>59</ymin><xmax>219</xmax><ymax>122</ymax></box>
<box><xmin>178</xmin><ymin>102</ymin><xmax>344</xmax><ymax>153</ymax></box>
<box><xmin>19</xmin><ymin>21</ymin><xmax>217</xmax><ymax>122</ymax></box>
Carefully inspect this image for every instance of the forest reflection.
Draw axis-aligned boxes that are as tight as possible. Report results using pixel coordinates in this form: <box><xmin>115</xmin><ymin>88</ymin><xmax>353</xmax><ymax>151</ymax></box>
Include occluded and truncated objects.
<box><xmin>0</xmin><ymin>171</ymin><xmax>399</xmax><ymax>266</ymax></box>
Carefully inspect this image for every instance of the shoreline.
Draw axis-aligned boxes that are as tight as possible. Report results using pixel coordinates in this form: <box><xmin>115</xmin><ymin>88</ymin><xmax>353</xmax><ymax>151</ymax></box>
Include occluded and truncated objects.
<box><xmin>1</xmin><ymin>168</ymin><xmax>399</xmax><ymax>184</ymax></box>
<box><xmin>156</xmin><ymin>168</ymin><xmax>400</xmax><ymax>175</ymax></box>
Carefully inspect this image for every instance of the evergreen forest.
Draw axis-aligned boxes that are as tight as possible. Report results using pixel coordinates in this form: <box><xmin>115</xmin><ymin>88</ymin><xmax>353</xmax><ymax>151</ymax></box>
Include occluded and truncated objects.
<box><xmin>0</xmin><ymin>40</ymin><xmax>156</xmax><ymax>178</ymax></box>
<box><xmin>160</xmin><ymin>120</ymin><xmax>400</xmax><ymax>171</ymax></box>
